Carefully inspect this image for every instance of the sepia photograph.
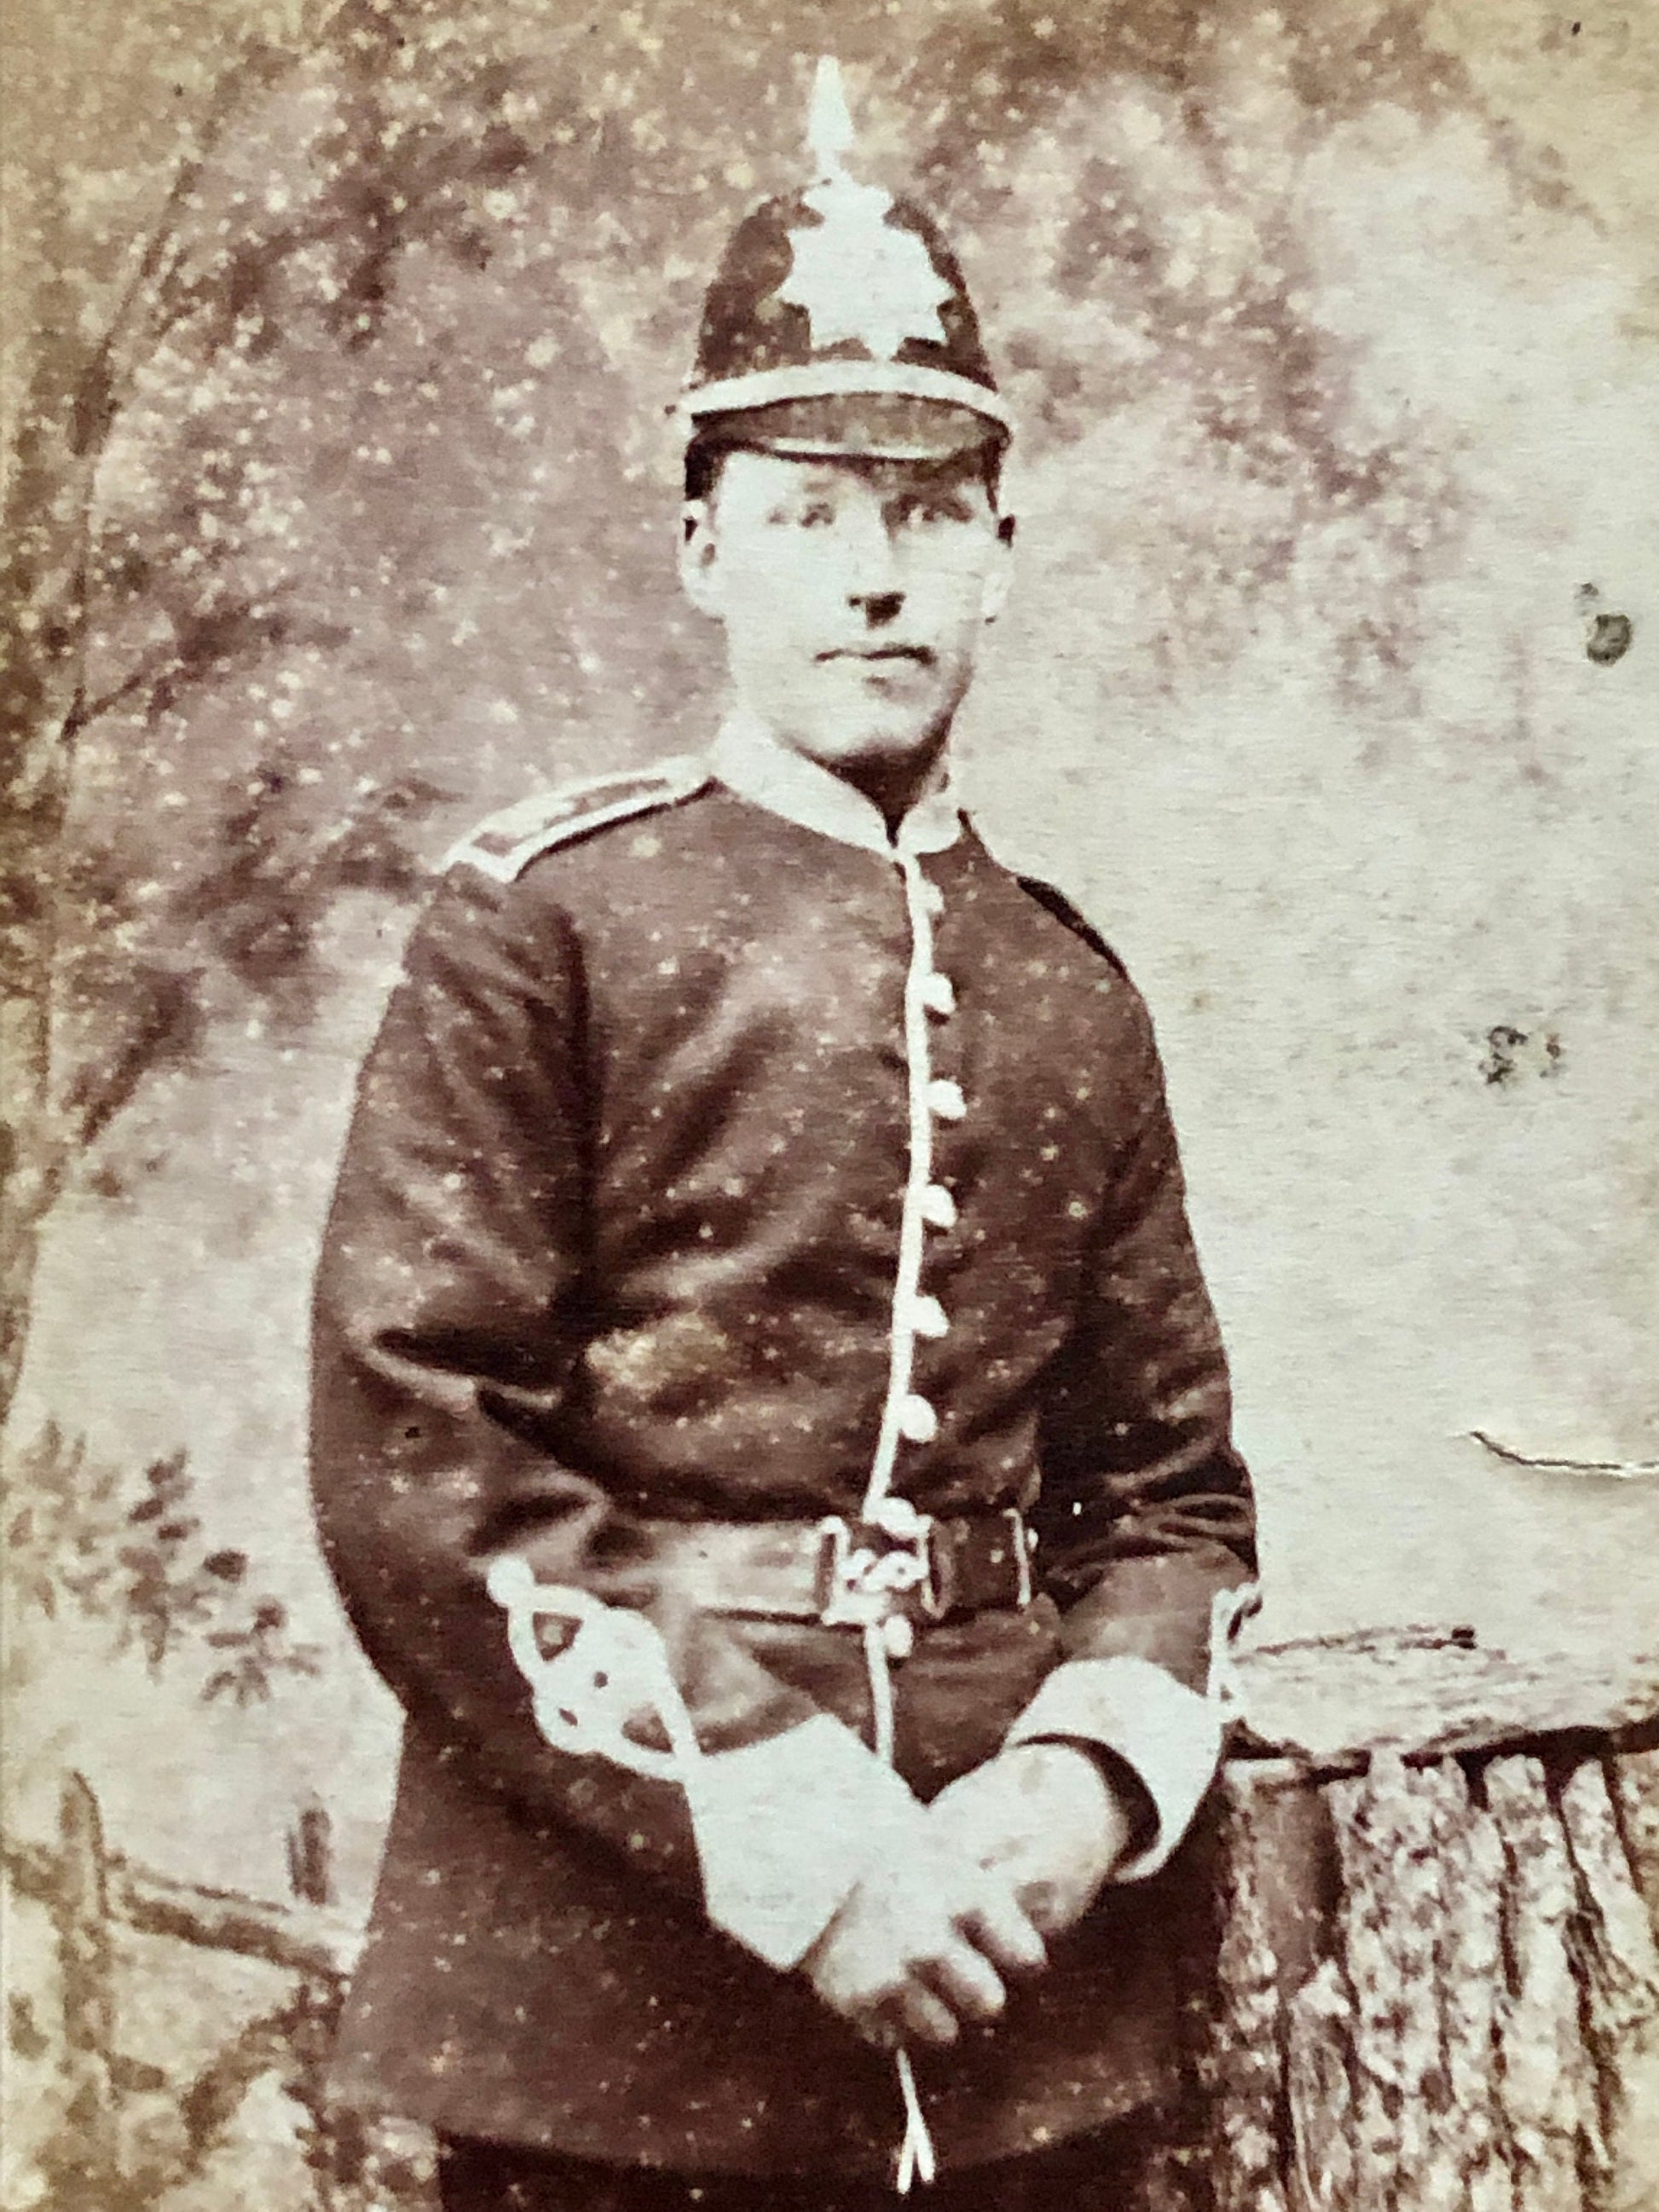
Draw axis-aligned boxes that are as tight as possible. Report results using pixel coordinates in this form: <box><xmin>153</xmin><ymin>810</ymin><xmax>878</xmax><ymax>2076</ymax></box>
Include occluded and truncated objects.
<box><xmin>3</xmin><ymin>3</ymin><xmax>1657</xmax><ymax>2207</ymax></box>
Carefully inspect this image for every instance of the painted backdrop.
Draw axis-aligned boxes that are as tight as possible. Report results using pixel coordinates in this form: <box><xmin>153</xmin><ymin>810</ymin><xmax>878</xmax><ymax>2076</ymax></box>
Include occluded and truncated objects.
<box><xmin>3</xmin><ymin>1</ymin><xmax>1656</xmax><ymax>2201</ymax></box>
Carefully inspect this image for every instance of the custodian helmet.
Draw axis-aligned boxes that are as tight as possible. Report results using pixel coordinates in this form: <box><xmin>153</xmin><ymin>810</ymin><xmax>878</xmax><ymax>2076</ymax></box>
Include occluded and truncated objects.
<box><xmin>679</xmin><ymin>61</ymin><xmax>1010</xmax><ymax>465</ymax></box>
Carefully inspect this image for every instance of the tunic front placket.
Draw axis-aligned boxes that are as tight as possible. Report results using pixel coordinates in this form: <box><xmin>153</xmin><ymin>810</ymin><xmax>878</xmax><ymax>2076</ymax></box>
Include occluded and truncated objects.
<box><xmin>849</xmin><ymin>832</ymin><xmax>966</xmax><ymax>2195</ymax></box>
<box><xmin>858</xmin><ymin>844</ymin><xmax>958</xmax><ymax>1664</ymax></box>
<box><xmin>707</xmin><ymin>715</ymin><xmax>970</xmax><ymax>2188</ymax></box>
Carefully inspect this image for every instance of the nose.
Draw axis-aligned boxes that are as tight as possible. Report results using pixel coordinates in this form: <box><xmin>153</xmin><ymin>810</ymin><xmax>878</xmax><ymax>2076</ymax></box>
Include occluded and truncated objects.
<box><xmin>851</xmin><ymin>587</ymin><xmax>904</xmax><ymax>626</ymax></box>
<box><xmin>834</xmin><ymin>498</ymin><xmax>904</xmax><ymax>622</ymax></box>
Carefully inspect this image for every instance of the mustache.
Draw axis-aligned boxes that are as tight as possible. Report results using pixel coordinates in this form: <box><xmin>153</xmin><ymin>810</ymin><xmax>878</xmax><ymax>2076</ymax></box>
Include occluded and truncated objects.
<box><xmin>815</xmin><ymin>644</ymin><xmax>937</xmax><ymax>667</ymax></box>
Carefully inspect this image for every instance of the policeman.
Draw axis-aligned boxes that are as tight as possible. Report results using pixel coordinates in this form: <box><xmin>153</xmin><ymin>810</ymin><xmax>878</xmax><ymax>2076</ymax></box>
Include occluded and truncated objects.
<box><xmin>311</xmin><ymin>61</ymin><xmax>1257</xmax><ymax>2212</ymax></box>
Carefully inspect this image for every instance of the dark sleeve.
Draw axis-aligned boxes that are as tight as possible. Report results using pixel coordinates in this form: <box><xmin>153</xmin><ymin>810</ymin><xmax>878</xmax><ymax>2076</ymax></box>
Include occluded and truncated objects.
<box><xmin>309</xmin><ymin>863</ymin><xmax>917</xmax><ymax>1961</ymax></box>
<box><xmin>1003</xmin><ymin>979</ymin><xmax>1256</xmax><ymax>1876</ymax></box>
<box><xmin>1030</xmin><ymin>982</ymin><xmax>1257</xmax><ymax>1692</ymax></box>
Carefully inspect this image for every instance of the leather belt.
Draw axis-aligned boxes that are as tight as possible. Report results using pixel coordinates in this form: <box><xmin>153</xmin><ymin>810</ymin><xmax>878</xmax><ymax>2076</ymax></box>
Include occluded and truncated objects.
<box><xmin>637</xmin><ymin>1508</ymin><xmax>1036</xmax><ymax>1633</ymax></box>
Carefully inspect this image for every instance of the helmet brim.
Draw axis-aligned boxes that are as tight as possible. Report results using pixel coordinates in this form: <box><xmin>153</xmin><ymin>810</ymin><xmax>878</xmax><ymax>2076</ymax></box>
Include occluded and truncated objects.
<box><xmin>679</xmin><ymin>372</ymin><xmax>1009</xmax><ymax>462</ymax></box>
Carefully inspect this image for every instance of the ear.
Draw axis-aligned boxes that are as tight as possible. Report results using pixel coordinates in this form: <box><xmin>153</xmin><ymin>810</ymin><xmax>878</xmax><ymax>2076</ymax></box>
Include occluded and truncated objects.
<box><xmin>980</xmin><ymin>511</ymin><xmax>1015</xmax><ymax>623</ymax></box>
<box><xmin>677</xmin><ymin>500</ymin><xmax>724</xmax><ymax>618</ymax></box>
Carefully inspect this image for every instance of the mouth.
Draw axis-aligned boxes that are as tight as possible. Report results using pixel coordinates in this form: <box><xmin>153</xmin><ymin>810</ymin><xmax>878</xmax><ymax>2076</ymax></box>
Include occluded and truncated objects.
<box><xmin>817</xmin><ymin>644</ymin><xmax>935</xmax><ymax>667</ymax></box>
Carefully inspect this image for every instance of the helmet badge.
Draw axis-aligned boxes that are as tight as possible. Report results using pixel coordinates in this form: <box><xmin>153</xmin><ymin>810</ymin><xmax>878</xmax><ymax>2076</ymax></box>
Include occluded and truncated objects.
<box><xmin>774</xmin><ymin>59</ymin><xmax>955</xmax><ymax>361</ymax></box>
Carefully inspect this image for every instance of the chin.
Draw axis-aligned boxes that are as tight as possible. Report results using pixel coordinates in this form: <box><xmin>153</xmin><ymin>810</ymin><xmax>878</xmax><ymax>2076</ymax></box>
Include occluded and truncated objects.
<box><xmin>810</xmin><ymin>732</ymin><xmax>939</xmax><ymax>786</ymax></box>
<box><xmin>796</xmin><ymin>702</ymin><xmax>949</xmax><ymax>776</ymax></box>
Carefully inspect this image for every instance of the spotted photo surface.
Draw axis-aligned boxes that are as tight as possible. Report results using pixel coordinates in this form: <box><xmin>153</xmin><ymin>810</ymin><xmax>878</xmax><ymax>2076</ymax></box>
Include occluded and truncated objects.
<box><xmin>4</xmin><ymin>8</ymin><xmax>1656</xmax><ymax>2210</ymax></box>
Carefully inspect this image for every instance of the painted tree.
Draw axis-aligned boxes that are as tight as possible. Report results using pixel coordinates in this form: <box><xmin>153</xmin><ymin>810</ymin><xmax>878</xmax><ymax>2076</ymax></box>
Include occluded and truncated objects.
<box><xmin>1</xmin><ymin>0</ymin><xmax>566</xmax><ymax>1418</ymax></box>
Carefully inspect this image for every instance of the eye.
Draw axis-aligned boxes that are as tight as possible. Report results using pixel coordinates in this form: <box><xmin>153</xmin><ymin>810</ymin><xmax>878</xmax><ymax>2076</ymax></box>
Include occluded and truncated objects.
<box><xmin>796</xmin><ymin>501</ymin><xmax>835</xmax><ymax>529</ymax></box>
<box><xmin>894</xmin><ymin>492</ymin><xmax>973</xmax><ymax>529</ymax></box>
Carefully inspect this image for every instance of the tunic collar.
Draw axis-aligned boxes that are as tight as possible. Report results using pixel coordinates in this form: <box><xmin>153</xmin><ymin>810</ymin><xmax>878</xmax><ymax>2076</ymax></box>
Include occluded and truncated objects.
<box><xmin>708</xmin><ymin>707</ymin><xmax>963</xmax><ymax>858</ymax></box>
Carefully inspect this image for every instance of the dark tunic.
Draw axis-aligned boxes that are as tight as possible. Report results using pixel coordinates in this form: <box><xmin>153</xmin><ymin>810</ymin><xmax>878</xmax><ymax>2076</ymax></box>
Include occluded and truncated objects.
<box><xmin>310</xmin><ymin>736</ymin><xmax>1255</xmax><ymax>2177</ymax></box>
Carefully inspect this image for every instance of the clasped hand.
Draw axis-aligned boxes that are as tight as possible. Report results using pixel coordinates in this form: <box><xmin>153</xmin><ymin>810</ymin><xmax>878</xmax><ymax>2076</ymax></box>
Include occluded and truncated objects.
<box><xmin>801</xmin><ymin>1742</ymin><xmax>1134</xmax><ymax>2049</ymax></box>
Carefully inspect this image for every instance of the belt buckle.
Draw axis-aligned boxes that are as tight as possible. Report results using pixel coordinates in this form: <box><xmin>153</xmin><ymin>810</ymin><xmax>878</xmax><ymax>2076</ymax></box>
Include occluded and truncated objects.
<box><xmin>815</xmin><ymin>1509</ymin><xmax>939</xmax><ymax>1628</ymax></box>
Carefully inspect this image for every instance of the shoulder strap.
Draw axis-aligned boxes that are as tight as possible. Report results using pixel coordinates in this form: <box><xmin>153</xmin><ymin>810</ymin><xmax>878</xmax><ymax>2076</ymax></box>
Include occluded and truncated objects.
<box><xmin>446</xmin><ymin>754</ymin><xmax>713</xmax><ymax>883</ymax></box>
<box><xmin>1014</xmin><ymin>872</ymin><xmax>1130</xmax><ymax>977</ymax></box>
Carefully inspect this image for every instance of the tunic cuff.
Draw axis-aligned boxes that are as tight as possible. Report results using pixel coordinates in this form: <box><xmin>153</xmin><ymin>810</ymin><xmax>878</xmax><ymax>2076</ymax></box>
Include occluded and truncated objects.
<box><xmin>1003</xmin><ymin>1655</ymin><xmax>1223</xmax><ymax>1881</ymax></box>
<box><xmin>690</xmin><ymin>1715</ymin><xmax>928</xmax><ymax>1970</ymax></box>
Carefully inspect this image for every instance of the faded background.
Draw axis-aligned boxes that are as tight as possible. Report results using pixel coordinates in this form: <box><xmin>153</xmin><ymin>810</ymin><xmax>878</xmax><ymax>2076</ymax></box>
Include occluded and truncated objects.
<box><xmin>3</xmin><ymin>1</ymin><xmax>1657</xmax><ymax>2203</ymax></box>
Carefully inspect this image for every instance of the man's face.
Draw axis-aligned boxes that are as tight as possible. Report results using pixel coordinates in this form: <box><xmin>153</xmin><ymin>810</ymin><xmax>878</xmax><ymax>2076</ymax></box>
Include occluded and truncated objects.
<box><xmin>679</xmin><ymin>447</ymin><xmax>1013</xmax><ymax>785</ymax></box>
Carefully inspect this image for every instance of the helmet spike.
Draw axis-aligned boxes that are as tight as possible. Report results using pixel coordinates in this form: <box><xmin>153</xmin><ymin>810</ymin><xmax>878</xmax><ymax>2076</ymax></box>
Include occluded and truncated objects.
<box><xmin>806</xmin><ymin>56</ymin><xmax>856</xmax><ymax>182</ymax></box>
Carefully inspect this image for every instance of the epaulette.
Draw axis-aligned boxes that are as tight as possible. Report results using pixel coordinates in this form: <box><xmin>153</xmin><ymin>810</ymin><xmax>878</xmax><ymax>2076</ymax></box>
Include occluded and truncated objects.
<box><xmin>444</xmin><ymin>754</ymin><xmax>713</xmax><ymax>884</ymax></box>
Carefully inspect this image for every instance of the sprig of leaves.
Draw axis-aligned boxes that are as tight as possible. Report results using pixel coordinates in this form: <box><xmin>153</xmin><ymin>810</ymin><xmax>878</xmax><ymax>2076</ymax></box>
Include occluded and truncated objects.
<box><xmin>5</xmin><ymin>1422</ymin><xmax>321</xmax><ymax>1701</ymax></box>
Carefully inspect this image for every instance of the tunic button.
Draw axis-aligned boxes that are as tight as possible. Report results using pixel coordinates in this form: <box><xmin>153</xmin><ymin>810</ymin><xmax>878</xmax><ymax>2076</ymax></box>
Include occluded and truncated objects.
<box><xmin>899</xmin><ymin>1395</ymin><xmax>939</xmax><ymax>1445</ymax></box>
<box><xmin>921</xmin><ymin>1184</ymin><xmax>957</xmax><ymax>1230</ymax></box>
<box><xmin>870</xmin><ymin>1495</ymin><xmax>926</xmax><ymax>1539</ymax></box>
<box><xmin>882</xmin><ymin>1614</ymin><xmax>916</xmax><ymax>1662</ymax></box>
<box><xmin>927</xmin><ymin>1078</ymin><xmax>966</xmax><ymax>1122</ymax></box>
<box><xmin>909</xmin><ymin>1294</ymin><xmax>949</xmax><ymax>1339</ymax></box>
<box><xmin>922</xmin><ymin>973</ymin><xmax>956</xmax><ymax>1018</ymax></box>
